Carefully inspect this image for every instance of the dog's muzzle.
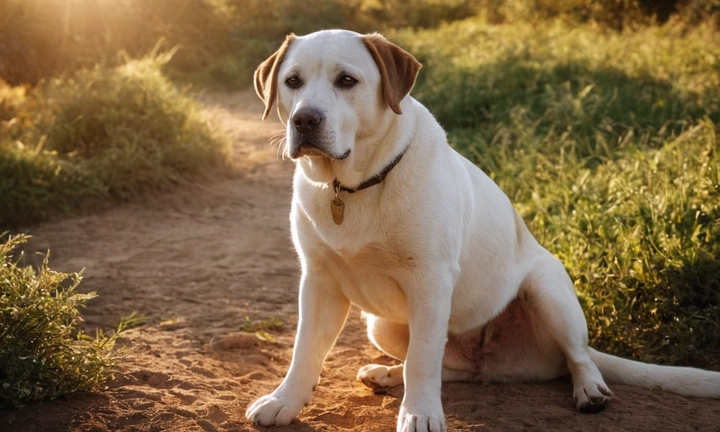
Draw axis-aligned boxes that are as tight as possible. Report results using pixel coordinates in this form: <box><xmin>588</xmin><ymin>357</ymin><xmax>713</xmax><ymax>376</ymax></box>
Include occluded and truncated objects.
<box><xmin>288</xmin><ymin>107</ymin><xmax>350</xmax><ymax>160</ymax></box>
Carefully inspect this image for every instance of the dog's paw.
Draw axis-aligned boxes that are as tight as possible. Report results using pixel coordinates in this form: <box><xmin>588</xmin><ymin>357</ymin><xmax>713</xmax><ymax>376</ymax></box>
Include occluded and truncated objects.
<box><xmin>573</xmin><ymin>381</ymin><xmax>612</xmax><ymax>413</ymax></box>
<box><xmin>245</xmin><ymin>392</ymin><xmax>306</xmax><ymax>426</ymax></box>
<box><xmin>357</xmin><ymin>363</ymin><xmax>404</xmax><ymax>393</ymax></box>
<box><xmin>397</xmin><ymin>405</ymin><xmax>447</xmax><ymax>432</ymax></box>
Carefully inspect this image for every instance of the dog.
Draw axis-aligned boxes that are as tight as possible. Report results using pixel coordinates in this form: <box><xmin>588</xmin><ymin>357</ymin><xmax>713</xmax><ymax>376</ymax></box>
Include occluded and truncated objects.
<box><xmin>245</xmin><ymin>30</ymin><xmax>720</xmax><ymax>432</ymax></box>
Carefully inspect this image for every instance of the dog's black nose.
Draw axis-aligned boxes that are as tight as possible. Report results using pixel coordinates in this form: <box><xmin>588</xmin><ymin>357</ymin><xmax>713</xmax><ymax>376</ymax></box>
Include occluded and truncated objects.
<box><xmin>293</xmin><ymin>108</ymin><xmax>324</xmax><ymax>134</ymax></box>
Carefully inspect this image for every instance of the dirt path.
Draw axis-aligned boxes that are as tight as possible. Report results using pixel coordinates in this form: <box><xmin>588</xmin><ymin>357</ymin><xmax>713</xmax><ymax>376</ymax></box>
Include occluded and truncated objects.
<box><xmin>2</xmin><ymin>90</ymin><xmax>719</xmax><ymax>432</ymax></box>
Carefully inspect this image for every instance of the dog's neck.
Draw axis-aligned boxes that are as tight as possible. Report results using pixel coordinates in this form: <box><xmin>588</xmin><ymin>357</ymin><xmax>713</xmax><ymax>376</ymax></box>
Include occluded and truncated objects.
<box><xmin>332</xmin><ymin>146</ymin><xmax>408</xmax><ymax>194</ymax></box>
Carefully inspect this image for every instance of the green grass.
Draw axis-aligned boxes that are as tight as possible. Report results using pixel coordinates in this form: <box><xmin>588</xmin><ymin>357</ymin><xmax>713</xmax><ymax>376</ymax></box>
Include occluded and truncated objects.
<box><xmin>393</xmin><ymin>19</ymin><xmax>720</xmax><ymax>362</ymax></box>
<box><xmin>0</xmin><ymin>51</ymin><xmax>229</xmax><ymax>229</ymax></box>
<box><xmin>0</xmin><ymin>233</ymin><xmax>136</xmax><ymax>408</ymax></box>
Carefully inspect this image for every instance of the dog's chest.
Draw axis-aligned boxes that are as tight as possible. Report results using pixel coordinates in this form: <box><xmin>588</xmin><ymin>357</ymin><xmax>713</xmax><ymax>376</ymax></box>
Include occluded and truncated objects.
<box><xmin>335</xmin><ymin>243</ymin><xmax>411</xmax><ymax>322</ymax></box>
<box><xmin>297</xmin><ymin>186</ymin><xmax>413</xmax><ymax>320</ymax></box>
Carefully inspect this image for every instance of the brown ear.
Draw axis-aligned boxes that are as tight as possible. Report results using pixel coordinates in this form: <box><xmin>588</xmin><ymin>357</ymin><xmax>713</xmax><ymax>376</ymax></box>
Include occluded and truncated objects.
<box><xmin>254</xmin><ymin>34</ymin><xmax>296</xmax><ymax>121</ymax></box>
<box><xmin>361</xmin><ymin>34</ymin><xmax>422</xmax><ymax>115</ymax></box>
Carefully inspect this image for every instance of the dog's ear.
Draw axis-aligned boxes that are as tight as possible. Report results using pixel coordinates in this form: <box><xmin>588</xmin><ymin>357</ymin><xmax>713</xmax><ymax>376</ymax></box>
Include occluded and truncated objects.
<box><xmin>254</xmin><ymin>34</ymin><xmax>296</xmax><ymax>121</ymax></box>
<box><xmin>361</xmin><ymin>34</ymin><xmax>422</xmax><ymax>115</ymax></box>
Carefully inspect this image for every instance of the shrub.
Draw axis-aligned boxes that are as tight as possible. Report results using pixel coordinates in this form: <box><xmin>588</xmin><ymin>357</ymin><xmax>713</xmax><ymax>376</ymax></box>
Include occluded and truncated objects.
<box><xmin>0</xmin><ymin>0</ymin><xmax>490</xmax><ymax>89</ymax></box>
<box><xmin>38</xmin><ymin>51</ymin><xmax>228</xmax><ymax>195</ymax></box>
<box><xmin>0</xmin><ymin>0</ymin><xmax>362</xmax><ymax>88</ymax></box>
<box><xmin>0</xmin><ymin>52</ymin><xmax>229</xmax><ymax>230</ymax></box>
<box><xmin>466</xmin><ymin>0</ymin><xmax>720</xmax><ymax>28</ymax></box>
<box><xmin>0</xmin><ymin>0</ymin><xmax>237</xmax><ymax>86</ymax></box>
<box><xmin>0</xmin><ymin>233</ymin><xmax>124</xmax><ymax>408</ymax></box>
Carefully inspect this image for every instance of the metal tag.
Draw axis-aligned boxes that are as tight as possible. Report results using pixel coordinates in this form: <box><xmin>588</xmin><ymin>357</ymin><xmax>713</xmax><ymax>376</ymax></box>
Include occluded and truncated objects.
<box><xmin>330</xmin><ymin>198</ymin><xmax>344</xmax><ymax>225</ymax></box>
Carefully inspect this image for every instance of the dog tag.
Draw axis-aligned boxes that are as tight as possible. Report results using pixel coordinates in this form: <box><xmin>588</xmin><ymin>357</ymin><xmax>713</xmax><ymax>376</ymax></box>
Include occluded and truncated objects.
<box><xmin>330</xmin><ymin>198</ymin><xmax>345</xmax><ymax>225</ymax></box>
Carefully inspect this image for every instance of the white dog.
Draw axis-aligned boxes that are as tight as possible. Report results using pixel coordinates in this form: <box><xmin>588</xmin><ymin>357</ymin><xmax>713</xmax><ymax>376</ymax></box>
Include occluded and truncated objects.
<box><xmin>245</xmin><ymin>30</ymin><xmax>720</xmax><ymax>432</ymax></box>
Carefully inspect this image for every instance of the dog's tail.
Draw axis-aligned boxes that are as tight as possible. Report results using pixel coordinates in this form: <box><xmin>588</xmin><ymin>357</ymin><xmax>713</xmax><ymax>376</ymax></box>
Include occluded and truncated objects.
<box><xmin>590</xmin><ymin>348</ymin><xmax>720</xmax><ymax>398</ymax></box>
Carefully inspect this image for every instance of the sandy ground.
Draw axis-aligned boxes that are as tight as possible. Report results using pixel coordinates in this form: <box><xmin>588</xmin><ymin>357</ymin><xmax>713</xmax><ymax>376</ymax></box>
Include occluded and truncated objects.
<box><xmin>1</xmin><ymin>89</ymin><xmax>719</xmax><ymax>432</ymax></box>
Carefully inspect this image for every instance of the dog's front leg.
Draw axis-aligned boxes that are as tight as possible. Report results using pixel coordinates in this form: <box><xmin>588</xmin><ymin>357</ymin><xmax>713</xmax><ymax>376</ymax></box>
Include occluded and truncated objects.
<box><xmin>246</xmin><ymin>270</ymin><xmax>350</xmax><ymax>426</ymax></box>
<box><xmin>397</xmin><ymin>270</ymin><xmax>454</xmax><ymax>432</ymax></box>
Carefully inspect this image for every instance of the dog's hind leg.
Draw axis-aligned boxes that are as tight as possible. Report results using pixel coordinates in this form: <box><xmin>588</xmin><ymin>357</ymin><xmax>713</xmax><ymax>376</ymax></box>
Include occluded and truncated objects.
<box><xmin>357</xmin><ymin>314</ymin><xmax>408</xmax><ymax>391</ymax></box>
<box><xmin>358</xmin><ymin>314</ymin><xmax>478</xmax><ymax>391</ymax></box>
<box><xmin>522</xmin><ymin>252</ymin><xmax>612</xmax><ymax>413</ymax></box>
<box><xmin>366</xmin><ymin>313</ymin><xmax>410</xmax><ymax>360</ymax></box>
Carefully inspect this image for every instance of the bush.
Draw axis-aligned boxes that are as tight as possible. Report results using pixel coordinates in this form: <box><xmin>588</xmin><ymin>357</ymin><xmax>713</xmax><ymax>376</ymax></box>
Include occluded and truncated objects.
<box><xmin>0</xmin><ymin>0</ymin><xmax>361</xmax><ymax>88</ymax></box>
<box><xmin>0</xmin><ymin>0</ymin><xmax>487</xmax><ymax>89</ymax></box>
<box><xmin>469</xmin><ymin>0</ymin><xmax>720</xmax><ymax>28</ymax></box>
<box><xmin>397</xmin><ymin>18</ymin><xmax>720</xmax><ymax>362</ymax></box>
<box><xmin>0</xmin><ymin>52</ymin><xmax>229</xmax><ymax>229</ymax></box>
<box><xmin>0</xmin><ymin>0</ymin><xmax>238</xmax><ymax>86</ymax></box>
<box><xmin>1</xmin><ymin>0</ymin><xmax>717</xmax><ymax>90</ymax></box>
<box><xmin>0</xmin><ymin>233</ymin><xmax>124</xmax><ymax>408</ymax></box>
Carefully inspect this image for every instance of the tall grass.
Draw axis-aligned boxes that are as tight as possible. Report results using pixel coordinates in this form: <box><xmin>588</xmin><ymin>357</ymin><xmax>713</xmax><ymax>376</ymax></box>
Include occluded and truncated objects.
<box><xmin>0</xmin><ymin>52</ymin><xmax>229</xmax><ymax>229</ymax></box>
<box><xmin>394</xmin><ymin>19</ymin><xmax>720</xmax><ymax>362</ymax></box>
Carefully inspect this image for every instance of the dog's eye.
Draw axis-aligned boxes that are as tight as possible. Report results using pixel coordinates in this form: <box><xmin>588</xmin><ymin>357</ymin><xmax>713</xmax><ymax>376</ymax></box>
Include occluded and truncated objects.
<box><xmin>286</xmin><ymin>76</ymin><xmax>302</xmax><ymax>89</ymax></box>
<box><xmin>337</xmin><ymin>75</ymin><xmax>357</xmax><ymax>88</ymax></box>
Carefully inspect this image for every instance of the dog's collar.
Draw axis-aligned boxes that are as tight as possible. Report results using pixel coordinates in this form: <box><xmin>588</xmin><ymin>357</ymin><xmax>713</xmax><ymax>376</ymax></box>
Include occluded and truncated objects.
<box><xmin>332</xmin><ymin>146</ymin><xmax>408</xmax><ymax>195</ymax></box>
<box><xmin>328</xmin><ymin>145</ymin><xmax>409</xmax><ymax>225</ymax></box>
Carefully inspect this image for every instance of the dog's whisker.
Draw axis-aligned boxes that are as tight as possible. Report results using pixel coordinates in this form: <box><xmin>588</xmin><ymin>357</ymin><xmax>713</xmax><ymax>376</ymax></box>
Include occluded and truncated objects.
<box><xmin>269</xmin><ymin>132</ymin><xmax>286</xmax><ymax>145</ymax></box>
<box><xmin>268</xmin><ymin>132</ymin><xmax>288</xmax><ymax>161</ymax></box>
<box><xmin>274</xmin><ymin>137</ymin><xmax>288</xmax><ymax>160</ymax></box>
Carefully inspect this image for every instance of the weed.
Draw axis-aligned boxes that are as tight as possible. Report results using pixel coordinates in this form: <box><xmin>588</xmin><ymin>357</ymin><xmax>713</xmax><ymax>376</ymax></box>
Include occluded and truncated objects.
<box><xmin>238</xmin><ymin>316</ymin><xmax>285</xmax><ymax>344</ymax></box>
<box><xmin>239</xmin><ymin>316</ymin><xmax>285</xmax><ymax>333</ymax></box>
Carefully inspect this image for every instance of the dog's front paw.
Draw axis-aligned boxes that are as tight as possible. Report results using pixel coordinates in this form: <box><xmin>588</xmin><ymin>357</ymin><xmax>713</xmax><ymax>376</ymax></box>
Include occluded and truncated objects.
<box><xmin>357</xmin><ymin>363</ymin><xmax>404</xmax><ymax>392</ymax></box>
<box><xmin>246</xmin><ymin>392</ymin><xmax>306</xmax><ymax>426</ymax></box>
<box><xmin>397</xmin><ymin>404</ymin><xmax>447</xmax><ymax>432</ymax></box>
<box><xmin>573</xmin><ymin>381</ymin><xmax>612</xmax><ymax>413</ymax></box>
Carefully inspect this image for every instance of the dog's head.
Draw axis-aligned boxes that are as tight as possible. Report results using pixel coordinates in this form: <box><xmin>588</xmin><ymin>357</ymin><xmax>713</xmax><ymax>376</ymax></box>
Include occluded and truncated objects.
<box><xmin>254</xmin><ymin>30</ymin><xmax>421</xmax><ymax>164</ymax></box>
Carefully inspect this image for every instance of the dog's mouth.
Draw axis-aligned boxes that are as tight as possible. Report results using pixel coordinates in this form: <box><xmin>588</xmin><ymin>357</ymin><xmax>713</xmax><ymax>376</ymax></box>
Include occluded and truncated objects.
<box><xmin>290</xmin><ymin>142</ymin><xmax>350</xmax><ymax>160</ymax></box>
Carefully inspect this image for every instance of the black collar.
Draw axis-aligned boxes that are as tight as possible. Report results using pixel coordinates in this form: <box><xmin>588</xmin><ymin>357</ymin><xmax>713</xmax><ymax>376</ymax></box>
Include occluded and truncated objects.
<box><xmin>332</xmin><ymin>147</ymin><xmax>408</xmax><ymax>194</ymax></box>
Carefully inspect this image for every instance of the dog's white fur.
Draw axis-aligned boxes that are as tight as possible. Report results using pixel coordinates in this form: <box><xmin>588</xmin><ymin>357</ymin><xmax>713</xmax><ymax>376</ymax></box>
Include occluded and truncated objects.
<box><xmin>246</xmin><ymin>30</ymin><xmax>720</xmax><ymax>432</ymax></box>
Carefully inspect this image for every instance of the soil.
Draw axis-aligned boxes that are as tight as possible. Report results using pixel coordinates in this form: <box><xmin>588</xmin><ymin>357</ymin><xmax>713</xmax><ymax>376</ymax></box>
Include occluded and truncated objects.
<box><xmin>2</xmin><ymin>89</ymin><xmax>719</xmax><ymax>432</ymax></box>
